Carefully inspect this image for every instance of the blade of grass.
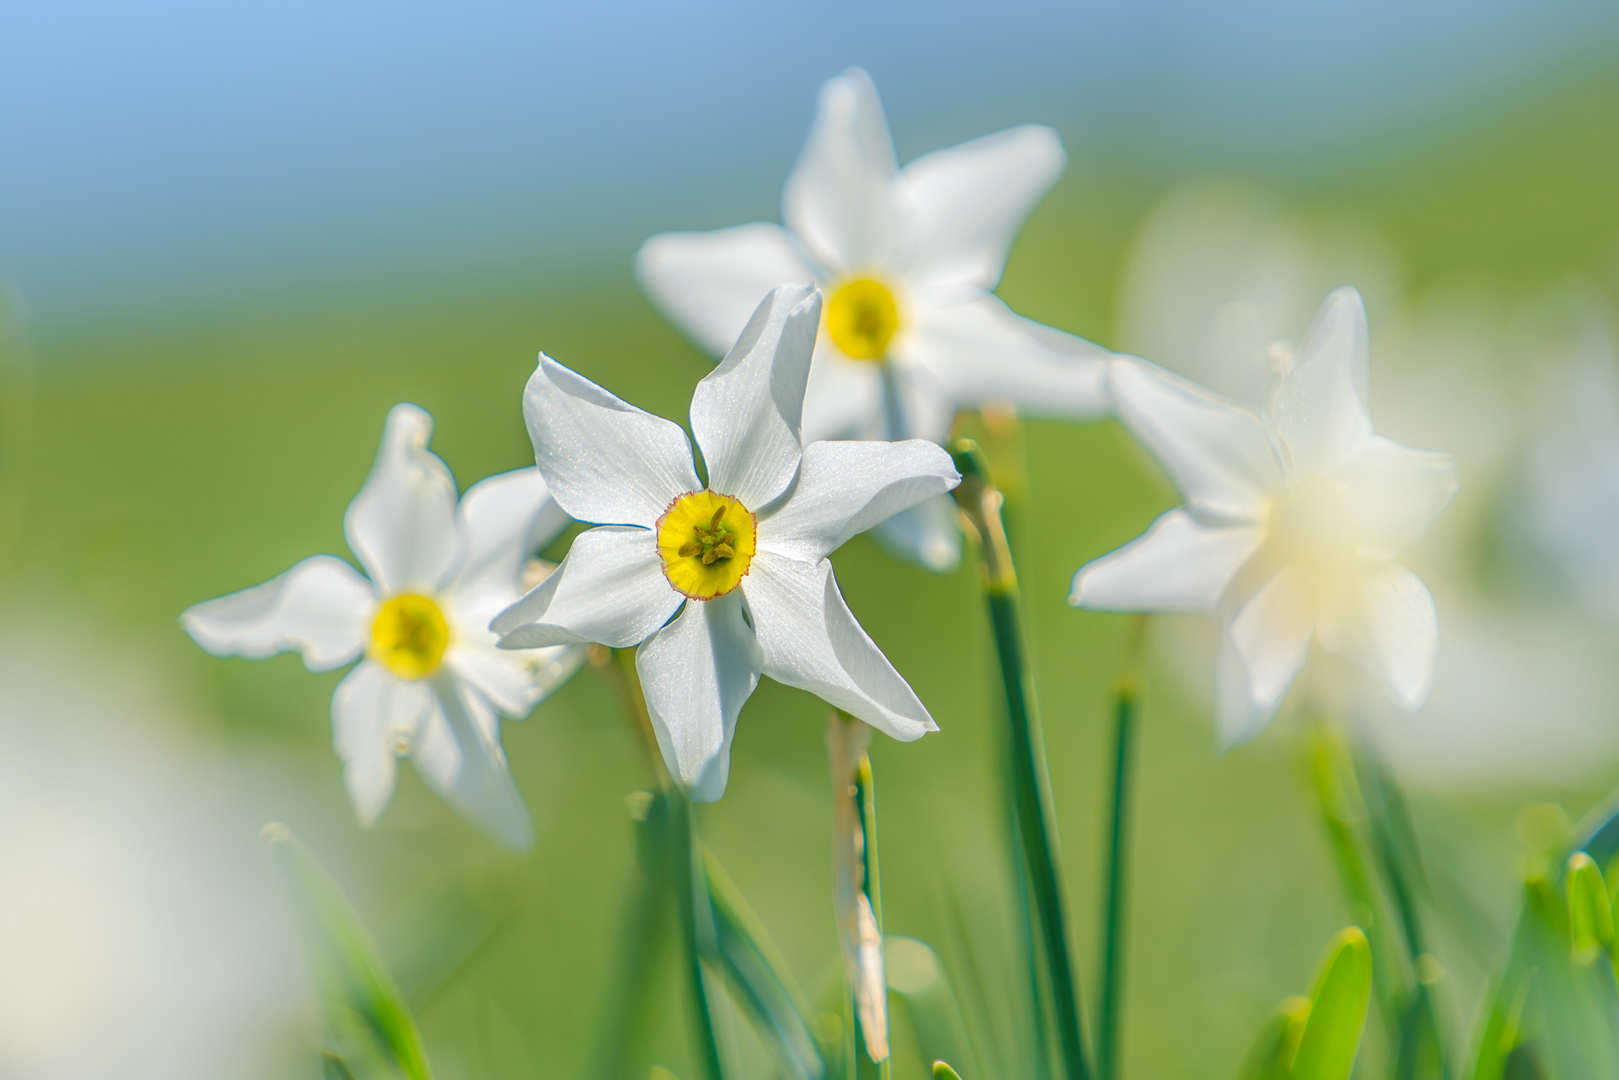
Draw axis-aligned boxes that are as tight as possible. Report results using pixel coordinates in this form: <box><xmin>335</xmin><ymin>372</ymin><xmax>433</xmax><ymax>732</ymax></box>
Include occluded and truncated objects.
<box><xmin>264</xmin><ymin>823</ymin><xmax>434</xmax><ymax>1080</ymax></box>
<box><xmin>706</xmin><ymin>846</ymin><xmax>828</xmax><ymax>1080</ymax></box>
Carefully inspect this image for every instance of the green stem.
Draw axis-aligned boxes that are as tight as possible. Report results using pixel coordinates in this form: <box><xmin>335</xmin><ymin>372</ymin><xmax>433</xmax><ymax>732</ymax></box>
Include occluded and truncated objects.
<box><xmin>611</xmin><ymin>649</ymin><xmax>727</xmax><ymax>1080</ymax></box>
<box><xmin>1356</xmin><ymin>742</ymin><xmax>1449</xmax><ymax>1080</ymax></box>
<box><xmin>1098</xmin><ymin>676</ymin><xmax>1140</xmax><ymax>1080</ymax></box>
<box><xmin>952</xmin><ymin>441</ymin><xmax>1093</xmax><ymax>1080</ymax></box>
<box><xmin>672</xmin><ymin>789</ymin><xmax>728</xmax><ymax>1080</ymax></box>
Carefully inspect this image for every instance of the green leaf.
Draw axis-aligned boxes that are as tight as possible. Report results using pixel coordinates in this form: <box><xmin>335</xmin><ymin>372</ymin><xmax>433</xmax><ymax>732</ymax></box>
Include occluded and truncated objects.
<box><xmin>1565</xmin><ymin>852</ymin><xmax>1614</xmax><ymax>961</ymax></box>
<box><xmin>932</xmin><ymin>1062</ymin><xmax>964</xmax><ymax>1080</ymax></box>
<box><xmin>264</xmin><ymin>823</ymin><xmax>434</xmax><ymax>1080</ymax></box>
<box><xmin>704</xmin><ymin>848</ymin><xmax>826</xmax><ymax>1080</ymax></box>
<box><xmin>1235</xmin><ymin>995</ymin><xmax>1309</xmax><ymax>1080</ymax></box>
<box><xmin>1290</xmin><ymin>927</ymin><xmax>1371</xmax><ymax>1080</ymax></box>
<box><xmin>885</xmin><ymin>936</ymin><xmax>979</xmax><ymax>1079</ymax></box>
<box><xmin>1467</xmin><ymin>970</ymin><xmax>1533</xmax><ymax>1080</ymax></box>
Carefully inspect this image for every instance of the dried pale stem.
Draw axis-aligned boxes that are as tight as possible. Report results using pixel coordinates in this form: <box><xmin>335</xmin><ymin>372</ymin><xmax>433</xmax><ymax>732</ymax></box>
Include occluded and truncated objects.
<box><xmin>951</xmin><ymin>440</ymin><xmax>1093</xmax><ymax>1080</ymax></box>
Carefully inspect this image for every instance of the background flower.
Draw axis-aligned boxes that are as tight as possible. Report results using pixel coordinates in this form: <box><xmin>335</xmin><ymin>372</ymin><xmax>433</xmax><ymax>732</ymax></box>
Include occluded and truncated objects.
<box><xmin>636</xmin><ymin>68</ymin><xmax>1109</xmax><ymax>571</ymax></box>
<box><xmin>1112</xmin><ymin>183</ymin><xmax>1619</xmax><ymax>786</ymax></box>
<box><xmin>1073</xmin><ymin>288</ymin><xmax>1459</xmax><ymax>743</ymax></box>
<box><xmin>182</xmin><ymin>404</ymin><xmax>583</xmax><ymax>848</ymax></box>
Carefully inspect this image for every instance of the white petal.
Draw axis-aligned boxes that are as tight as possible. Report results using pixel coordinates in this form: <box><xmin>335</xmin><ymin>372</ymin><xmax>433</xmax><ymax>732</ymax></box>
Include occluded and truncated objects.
<box><xmin>758</xmin><ymin>439</ymin><xmax>960</xmax><ymax>563</ymax></box>
<box><xmin>1317</xmin><ymin>565</ymin><xmax>1439</xmax><ymax>712</ymax></box>
<box><xmin>1273</xmin><ymin>287</ymin><xmax>1376</xmax><ymax>475</ymax></box>
<box><xmin>636</xmin><ymin>223</ymin><xmax>818</xmax><ymax>357</ymax></box>
<box><xmin>445</xmin><ymin>466</ymin><xmax>571</xmax><ymax>614</ymax></box>
<box><xmin>450</xmin><ymin>641</ymin><xmax>556</xmax><ymax>718</ymax></box>
<box><xmin>412</xmin><ymin>677</ymin><xmax>533</xmax><ymax>850</ymax></box>
<box><xmin>1219</xmin><ymin>564</ymin><xmax>1316</xmax><ymax>744</ymax></box>
<box><xmin>1334</xmin><ymin>436</ymin><xmax>1460</xmax><ymax>558</ymax></box>
<box><xmin>1108</xmin><ymin>357</ymin><xmax>1283</xmax><ymax>523</ymax></box>
<box><xmin>331</xmin><ymin>660</ymin><xmax>432</xmax><ymax>827</ymax></box>
<box><xmin>870</xmin><ymin>496</ymin><xmax>963</xmax><ymax>573</ymax></box>
<box><xmin>901</xmin><ymin>295</ymin><xmax>1110</xmax><ymax>419</ymax></box>
<box><xmin>637</xmin><ymin>593</ymin><xmax>762</xmax><ymax>802</ymax></box>
<box><xmin>343</xmin><ymin>403</ymin><xmax>463</xmax><ymax>594</ymax></box>
<box><xmin>492</xmin><ymin>525</ymin><xmax>679</xmax><ymax>649</ymax></box>
<box><xmin>1070</xmin><ymin>509</ymin><xmax>1265</xmax><ymax>614</ymax></box>
<box><xmin>691</xmin><ymin>283</ymin><xmax>821</xmax><ymax>509</ymax></box>
<box><xmin>746</xmin><ymin>554</ymin><xmax>937</xmax><ymax>741</ymax></box>
<box><xmin>522</xmin><ymin>356</ymin><xmax>701</xmax><ymax>527</ymax></box>
<box><xmin>878</xmin><ymin>365</ymin><xmax>957</xmax><ymax>445</ymax></box>
<box><xmin>802</xmin><ymin>348</ymin><xmax>885</xmax><ymax>443</ymax></box>
<box><xmin>783</xmin><ymin>68</ymin><xmax>901</xmax><ymax>272</ymax></box>
<box><xmin>181</xmin><ymin>554</ymin><xmax>372</xmax><ymax>672</ymax></box>
<box><xmin>901</xmin><ymin>124</ymin><xmax>1065</xmax><ymax>291</ymax></box>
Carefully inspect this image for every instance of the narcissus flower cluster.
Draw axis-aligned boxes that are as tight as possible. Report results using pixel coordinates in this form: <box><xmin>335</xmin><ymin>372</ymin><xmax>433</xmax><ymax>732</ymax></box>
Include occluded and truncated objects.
<box><xmin>182</xmin><ymin>68</ymin><xmax>1462</xmax><ymax>845</ymax></box>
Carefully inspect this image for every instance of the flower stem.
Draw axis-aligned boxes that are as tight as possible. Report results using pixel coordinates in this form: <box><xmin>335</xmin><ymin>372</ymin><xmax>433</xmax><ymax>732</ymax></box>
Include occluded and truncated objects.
<box><xmin>609</xmin><ymin>648</ymin><xmax>727</xmax><ymax>1080</ymax></box>
<box><xmin>951</xmin><ymin>440</ymin><xmax>1093</xmax><ymax>1080</ymax></box>
<box><xmin>1354</xmin><ymin>740</ymin><xmax>1450</xmax><ymax>1080</ymax></box>
<box><xmin>1097</xmin><ymin>641</ymin><xmax>1144</xmax><ymax>1080</ymax></box>
<box><xmin>671</xmin><ymin>788</ymin><xmax>729</xmax><ymax>1080</ymax></box>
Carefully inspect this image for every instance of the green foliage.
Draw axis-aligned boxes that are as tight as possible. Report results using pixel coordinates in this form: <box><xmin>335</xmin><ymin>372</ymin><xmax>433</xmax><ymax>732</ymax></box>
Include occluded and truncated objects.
<box><xmin>1238</xmin><ymin>930</ymin><xmax>1371</xmax><ymax>1080</ymax></box>
<box><xmin>1565</xmin><ymin>853</ymin><xmax>1614</xmax><ymax>962</ymax></box>
<box><xmin>705</xmin><ymin>850</ymin><xmax>827</xmax><ymax>1080</ymax></box>
<box><xmin>932</xmin><ymin>1063</ymin><xmax>964</xmax><ymax>1080</ymax></box>
<box><xmin>1236</xmin><ymin>996</ymin><xmax>1310</xmax><ymax>1080</ymax></box>
<box><xmin>1291</xmin><ymin>928</ymin><xmax>1372</xmax><ymax>1080</ymax></box>
<box><xmin>264</xmin><ymin>823</ymin><xmax>435</xmax><ymax>1080</ymax></box>
<box><xmin>885</xmin><ymin>936</ymin><xmax>979</xmax><ymax>1079</ymax></box>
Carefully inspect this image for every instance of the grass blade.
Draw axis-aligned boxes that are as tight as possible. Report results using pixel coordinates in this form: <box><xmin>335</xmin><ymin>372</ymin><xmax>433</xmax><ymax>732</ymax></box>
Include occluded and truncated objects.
<box><xmin>264</xmin><ymin>823</ymin><xmax>434</xmax><ymax>1080</ymax></box>
<box><xmin>705</xmin><ymin>847</ymin><xmax>827</xmax><ymax>1080</ymax></box>
<box><xmin>1291</xmin><ymin>927</ymin><xmax>1372</xmax><ymax>1080</ymax></box>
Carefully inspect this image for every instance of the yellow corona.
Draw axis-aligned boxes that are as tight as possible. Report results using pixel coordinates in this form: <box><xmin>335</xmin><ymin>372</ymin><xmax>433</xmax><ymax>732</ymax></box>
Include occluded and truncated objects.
<box><xmin>370</xmin><ymin>593</ymin><xmax>450</xmax><ymax>679</ymax></box>
<box><xmin>826</xmin><ymin>277</ymin><xmax>901</xmax><ymax>361</ymax></box>
<box><xmin>657</xmin><ymin>490</ymin><xmax>757</xmax><ymax>600</ymax></box>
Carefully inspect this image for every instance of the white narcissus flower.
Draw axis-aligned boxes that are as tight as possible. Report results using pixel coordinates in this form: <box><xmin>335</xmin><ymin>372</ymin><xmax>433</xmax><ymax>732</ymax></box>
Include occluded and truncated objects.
<box><xmin>181</xmin><ymin>404</ymin><xmax>585</xmax><ymax>848</ymax></box>
<box><xmin>636</xmin><ymin>67</ymin><xmax>1109</xmax><ymax>572</ymax></box>
<box><xmin>1071</xmin><ymin>288</ymin><xmax>1459</xmax><ymax>744</ymax></box>
<box><xmin>492</xmin><ymin>284</ymin><xmax>959</xmax><ymax>800</ymax></box>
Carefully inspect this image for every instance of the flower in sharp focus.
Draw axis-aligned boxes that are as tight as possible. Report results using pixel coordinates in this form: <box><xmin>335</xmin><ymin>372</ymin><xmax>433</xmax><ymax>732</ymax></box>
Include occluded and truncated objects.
<box><xmin>181</xmin><ymin>404</ymin><xmax>585</xmax><ymax>848</ymax></box>
<box><xmin>491</xmin><ymin>283</ymin><xmax>959</xmax><ymax>801</ymax></box>
<box><xmin>636</xmin><ymin>67</ymin><xmax>1109</xmax><ymax>572</ymax></box>
<box><xmin>1071</xmin><ymin>287</ymin><xmax>1459</xmax><ymax>744</ymax></box>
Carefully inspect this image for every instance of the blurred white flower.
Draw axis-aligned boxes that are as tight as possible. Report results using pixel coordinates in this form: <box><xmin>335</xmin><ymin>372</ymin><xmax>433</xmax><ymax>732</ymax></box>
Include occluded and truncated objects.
<box><xmin>493</xmin><ymin>284</ymin><xmax>958</xmax><ymax>800</ymax></box>
<box><xmin>182</xmin><ymin>404</ymin><xmax>583</xmax><ymax>848</ymax></box>
<box><xmin>637</xmin><ymin>67</ymin><xmax>1108</xmax><ymax>571</ymax></box>
<box><xmin>1073</xmin><ymin>288</ymin><xmax>1459</xmax><ymax>744</ymax></box>
<box><xmin>0</xmin><ymin>624</ymin><xmax>300</xmax><ymax>1080</ymax></box>
<box><xmin>1114</xmin><ymin>181</ymin><xmax>1619</xmax><ymax>784</ymax></box>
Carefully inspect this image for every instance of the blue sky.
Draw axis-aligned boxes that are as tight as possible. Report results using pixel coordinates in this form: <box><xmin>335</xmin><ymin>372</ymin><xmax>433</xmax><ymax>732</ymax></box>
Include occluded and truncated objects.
<box><xmin>3</xmin><ymin>0</ymin><xmax>1616</xmax><ymax>319</ymax></box>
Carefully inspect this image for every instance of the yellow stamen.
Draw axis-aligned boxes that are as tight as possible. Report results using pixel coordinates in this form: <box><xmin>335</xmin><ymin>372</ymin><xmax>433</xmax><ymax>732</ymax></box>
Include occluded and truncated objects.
<box><xmin>657</xmin><ymin>489</ymin><xmax>757</xmax><ymax>600</ymax></box>
<box><xmin>826</xmin><ymin>276</ymin><xmax>901</xmax><ymax>361</ymax></box>
<box><xmin>370</xmin><ymin>593</ymin><xmax>450</xmax><ymax>679</ymax></box>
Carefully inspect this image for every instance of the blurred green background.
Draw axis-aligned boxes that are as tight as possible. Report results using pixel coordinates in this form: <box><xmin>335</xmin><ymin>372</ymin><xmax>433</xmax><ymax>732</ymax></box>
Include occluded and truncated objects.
<box><xmin>6</xmin><ymin>13</ymin><xmax>1619</xmax><ymax>1080</ymax></box>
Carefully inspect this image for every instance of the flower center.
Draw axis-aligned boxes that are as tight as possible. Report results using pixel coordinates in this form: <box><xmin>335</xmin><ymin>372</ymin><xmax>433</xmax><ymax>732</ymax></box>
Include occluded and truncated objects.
<box><xmin>370</xmin><ymin>593</ymin><xmax>450</xmax><ymax>679</ymax></box>
<box><xmin>657</xmin><ymin>490</ymin><xmax>757</xmax><ymax>600</ymax></box>
<box><xmin>826</xmin><ymin>277</ymin><xmax>900</xmax><ymax>361</ymax></box>
<box><xmin>1270</xmin><ymin>476</ymin><xmax>1365</xmax><ymax>571</ymax></box>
